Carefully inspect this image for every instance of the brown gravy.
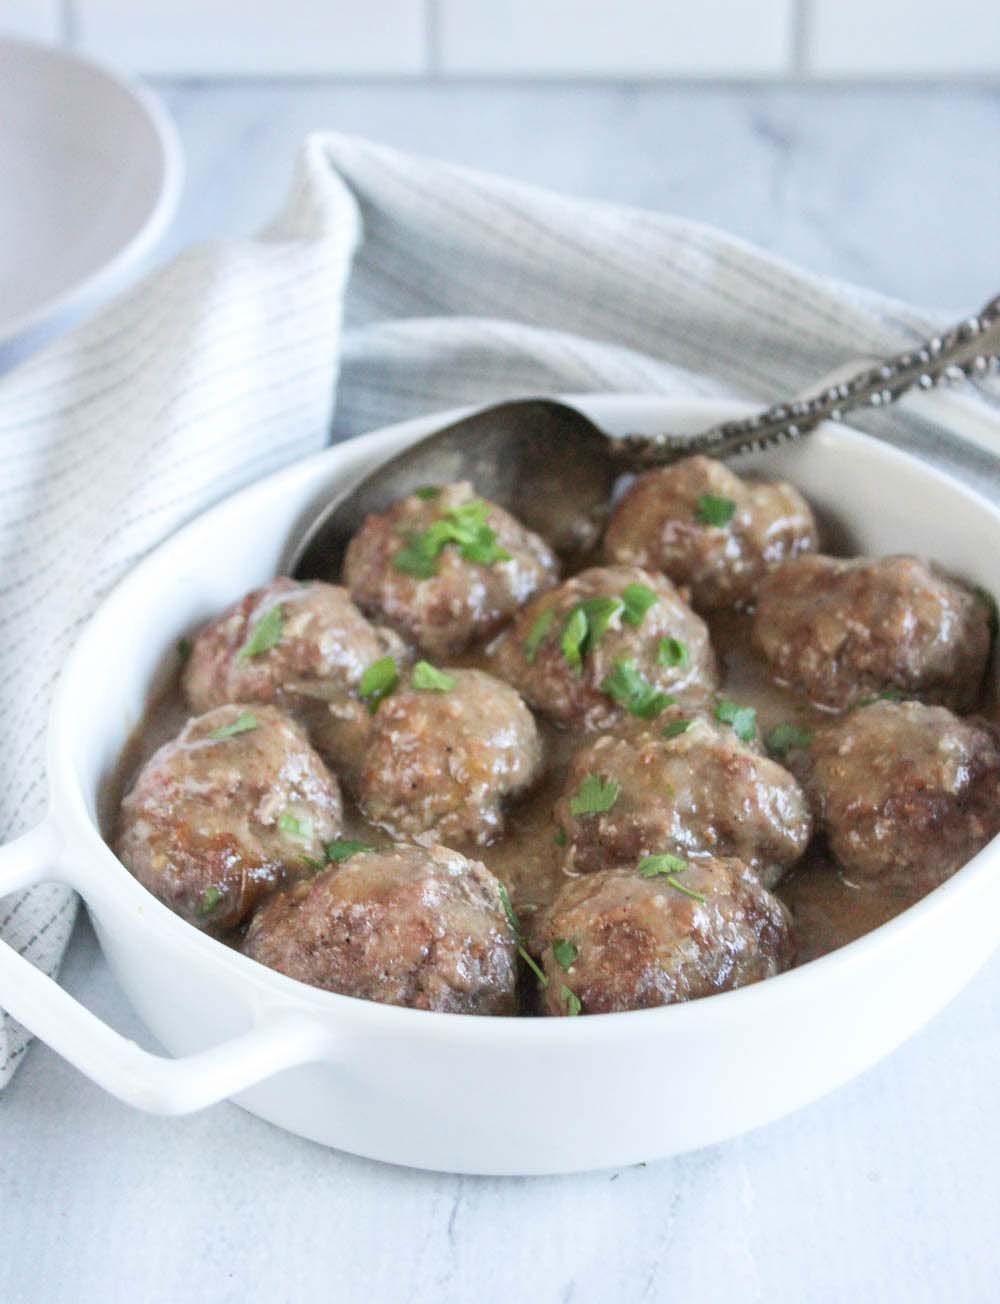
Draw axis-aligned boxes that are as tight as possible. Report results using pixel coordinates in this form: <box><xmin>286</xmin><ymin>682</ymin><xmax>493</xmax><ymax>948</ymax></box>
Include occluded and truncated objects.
<box><xmin>113</xmin><ymin>604</ymin><xmax>984</xmax><ymax>970</ymax></box>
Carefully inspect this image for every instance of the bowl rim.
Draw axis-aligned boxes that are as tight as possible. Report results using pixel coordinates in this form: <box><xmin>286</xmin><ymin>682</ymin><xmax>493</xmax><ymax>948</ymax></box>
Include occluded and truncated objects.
<box><xmin>49</xmin><ymin>394</ymin><xmax>1000</xmax><ymax>1045</ymax></box>
<box><xmin>0</xmin><ymin>35</ymin><xmax>184</xmax><ymax>347</ymax></box>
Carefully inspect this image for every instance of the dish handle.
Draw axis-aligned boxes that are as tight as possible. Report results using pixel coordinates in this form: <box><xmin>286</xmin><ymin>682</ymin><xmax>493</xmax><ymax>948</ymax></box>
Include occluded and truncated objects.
<box><xmin>0</xmin><ymin>818</ymin><xmax>332</xmax><ymax>1113</ymax></box>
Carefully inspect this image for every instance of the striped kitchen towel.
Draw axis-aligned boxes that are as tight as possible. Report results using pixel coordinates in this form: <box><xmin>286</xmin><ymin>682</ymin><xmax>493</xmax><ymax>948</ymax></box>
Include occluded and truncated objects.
<box><xmin>1</xmin><ymin>131</ymin><xmax>996</xmax><ymax>1084</ymax></box>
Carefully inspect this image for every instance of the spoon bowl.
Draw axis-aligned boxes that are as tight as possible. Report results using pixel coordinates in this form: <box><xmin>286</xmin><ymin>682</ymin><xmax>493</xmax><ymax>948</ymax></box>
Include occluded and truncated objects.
<box><xmin>291</xmin><ymin>399</ymin><xmax>617</xmax><ymax>578</ymax></box>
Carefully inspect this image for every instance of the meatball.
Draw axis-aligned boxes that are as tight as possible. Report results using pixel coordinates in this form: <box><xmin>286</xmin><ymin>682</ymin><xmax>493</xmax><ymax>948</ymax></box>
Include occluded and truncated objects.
<box><xmin>117</xmin><ymin>705</ymin><xmax>342</xmax><ymax>934</ymax></box>
<box><xmin>554</xmin><ymin>720</ymin><xmax>811</xmax><ymax>888</ymax></box>
<box><xmin>356</xmin><ymin>667</ymin><xmax>542</xmax><ymax>846</ymax></box>
<box><xmin>803</xmin><ymin>700</ymin><xmax>1000</xmax><ymax>896</ymax></box>
<box><xmin>490</xmin><ymin>565</ymin><xmax>717</xmax><ymax>731</ymax></box>
<box><xmin>244</xmin><ymin>845</ymin><xmax>518</xmax><ymax>1014</ymax></box>
<box><xmin>537</xmin><ymin>858</ymin><xmax>794</xmax><ymax>1015</ymax></box>
<box><xmin>344</xmin><ymin>481</ymin><xmax>559</xmax><ymax>658</ymax></box>
<box><xmin>753</xmin><ymin>554</ymin><xmax>991</xmax><ymax>712</ymax></box>
<box><xmin>182</xmin><ymin>577</ymin><xmax>408</xmax><ymax>773</ymax></box>
<box><xmin>603</xmin><ymin>455</ymin><xmax>817</xmax><ymax>611</ymax></box>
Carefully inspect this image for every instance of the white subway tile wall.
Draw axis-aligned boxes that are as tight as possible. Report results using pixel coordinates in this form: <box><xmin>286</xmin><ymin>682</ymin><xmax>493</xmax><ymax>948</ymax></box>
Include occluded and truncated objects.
<box><xmin>437</xmin><ymin>0</ymin><xmax>793</xmax><ymax>75</ymax></box>
<box><xmin>806</xmin><ymin>0</ymin><xmax>1000</xmax><ymax>75</ymax></box>
<box><xmin>0</xmin><ymin>1</ymin><xmax>61</xmax><ymax>42</ymax></box>
<box><xmin>72</xmin><ymin>0</ymin><xmax>427</xmax><ymax>75</ymax></box>
<box><xmin>3</xmin><ymin>0</ymin><xmax>999</xmax><ymax>76</ymax></box>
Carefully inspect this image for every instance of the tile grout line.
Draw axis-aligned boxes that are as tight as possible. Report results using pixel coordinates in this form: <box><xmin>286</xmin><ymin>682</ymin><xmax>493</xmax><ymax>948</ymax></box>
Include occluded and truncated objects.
<box><xmin>791</xmin><ymin>0</ymin><xmax>812</xmax><ymax>75</ymax></box>
<box><xmin>424</xmin><ymin>0</ymin><xmax>441</xmax><ymax>74</ymax></box>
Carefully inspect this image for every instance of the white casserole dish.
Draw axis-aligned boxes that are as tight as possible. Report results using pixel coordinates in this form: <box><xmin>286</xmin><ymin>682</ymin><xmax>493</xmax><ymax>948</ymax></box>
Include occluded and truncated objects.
<box><xmin>1</xmin><ymin>395</ymin><xmax>998</xmax><ymax>1176</ymax></box>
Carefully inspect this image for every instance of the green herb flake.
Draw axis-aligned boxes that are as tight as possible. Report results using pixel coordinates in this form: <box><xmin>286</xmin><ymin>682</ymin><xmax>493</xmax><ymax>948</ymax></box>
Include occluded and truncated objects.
<box><xmin>393</xmin><ymin>498</ymin><xmax>512</xmax><ymax>577</ymax></box>
<box><xmin>196</xmin><ymin>886</ymin><xmax>222</xmax><ymax>917</ymax></box>
<box><xmin>554</xmin><ymin>825</ymin><xmax>568</xmax><ymax>847</ymax></box>
<box><xmin>524</xmin><ymin>609</ymin><xmax>557</xmax><ymax>663</ymax></box>
<box><xmin>620</xmin><ymin>583</ymin><xmax>660</xmax><ymax>627</ymax></box>
<box><xmin>579</xmin><ymin>595</ymin><xmax>623</xmax><ymax>645</ymax></box>
<box><xmin>561</xmin><ymin>984</ymin><xmax>582</xmax><ymax>1017</ymax></box>
<box><xmin>560</xmin><ymin>605</ymin><xmax>589</xmax><ymax>675</ymax></box>
<box><xmin>393</xmin><ymin>534</ymin><xmax>440</xmax><ymax>578</ymax></box>
<box><xmin>657</xmin><ymin>637</ymin><xmax>689</xmax><ymax>669</ymax></box>
<box><xmin>177</xmin><ymin>636</ymin><xmax>193</xmax><ymax>661</ymax></box>
<box><xmin>695</xmin><ymin>493</ymin><xmax>737</xmax><ymax>527</ymax></box>
<box><xmin>413</xmin><ymin>485</ymin><xmax>441</xmax><ymax>500</ymax></box>
<box><xmin>715</xmin><ymin>698</ymin><xmax>758</xmax><ymax>743</ymax></box>
<box><xmin>301</xmin><ymin>856</ymin><xmax>325</xmax><ymax>873</ymax></box>
<box><xmin>568</xmin><ymin>773</ymin><xmax>621</xmax><ymax>817</ymax></box>
<box><xmin>552</xmin><ymin>938</ymin><xmax>578</xmax><ymax>970</ymax></box>
<box><xmin>278</xmin><ymin>812</ymin><xmax>313</xmax><ymax>840</ymax></box>
<box><xmin>638</xmin><ymin>854</ymin><xmax>707</xmax><ymax>904</ymax></box>
<box><xmin>359</xmin><ymin>655</ymin><xmax>399</xmax><ymax>713</ymax></box>
<box><xmin>601</xmin><ymin>659</ymin><xmax>676</xmax><ymax>720</ymax></box>
<box><xmin>207</xmin><ymin>711</ymin><xmax>258</xmax><ymax>742</ymax></box>
<box><xmin>411</xmin><ymin>660</ymin><xmax>457</xmax><ymax>692</ymax></box>
<box><xmin>237</xmin><ymin>604</ymin><xmax>285</xmax><ymax>660</ymax></box>
<box><xmin>662</xmin><ymin>718</ymin><xmax>693</xmax><ymax>739</ymax></box>
<box><xmin>498</xmin><ymin>882</ymin><xmax>548</xmax><ymax>987</ymax></box>
<box><xmin>765</xmin><ymin>722</ymin><xmax>814</xmax><ymax>758</ymax></box>
<box><xmin>325</xmin><ymin>839</ymin><xmax>374</xmax><ymax>863</ymax></box>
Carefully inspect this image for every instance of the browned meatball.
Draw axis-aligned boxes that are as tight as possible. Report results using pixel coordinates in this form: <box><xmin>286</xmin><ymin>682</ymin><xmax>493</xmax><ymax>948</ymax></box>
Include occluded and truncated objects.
<box><xmin>244</xmin><ymin>845</ymin><xmax>518</xmax><ymax>1014</ymax></box>
<box><xmin>490</xmin><ymin>565</ymin><xmax>717</xmax><ymax>732</ymax></box>
<box><xmin>117</xmin><ymin>705</ymin><xmax>342</xmax><ymax>934</ymax></box>
<box><xmin>537</xmin><ymin>858</ymin><xmax>794</xmax><ymax>1015</ymax></box>
<box><xmin>604</xmin><ymin>455</ymin><xmax>817</xmax><ymax>611</ymax></box>
<box><xmin>356</xmin><ymin>667</ymin><xmax>542</xmax><ymax>847</ymax></box>
<box><xmin>753</xmin><ymin>555</ymin><xmax>991</xmax><ymax>712</ymax></box>
<box><xmin>802</xmin><ymin>700</ymin><xmax>1000</xmax><ymax>896</ymax></box>
<box><xmin>343</xmin><ymin>482</ymin><xmax>559</xmax><ymax>658</ymax></box>
<box><xmin>554</xmin><ymin>721</ymin><xmax>811</xmax><ymax>888</ymax></box>
<box><xmin>182</xmin><ymin>578</ymin><xmax>408</xmax><ymax>774</ymax></box>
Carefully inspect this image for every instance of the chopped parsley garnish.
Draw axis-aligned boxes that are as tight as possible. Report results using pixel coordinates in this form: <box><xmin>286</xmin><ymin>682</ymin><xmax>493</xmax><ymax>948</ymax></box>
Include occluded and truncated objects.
<box><xmin>237</xmin><ymin>604</ymin><xmax>284</xmax><ymax>660</ymax></box>
<box><xmin>765</xmin><ymin>722</ymin><xmax>814</xmax><ymax>757</ymax></box>
<box><xmin>715</xmin><ymin>698</ymin><xmax>758</xmax><ymax>742</ymax></box>
<box><xmin>414</xmin><ymin>485</ymin><xmax>441</xmax><ymax>500</ymax></box>
<box><xmin>392</xmin><ymin>499</ymin><xmax>511</xmax><ymax>578</ymax></box>
<box><xmin>552</xmin><ymin>938</ymin><xmax>578</xmax><ymax>970</ymax></box>
<box><xmin>325</xmin><ymin>839</ymin><xmax>374</xmax><ymax>863</ymax></box>
<box><xmin>207</xmin><ymin>711</ymin><xmax>258</xmax><ymax>741</ymax></box>
<box><xmin>856</xmin><ymin>688</ymin><xmax>905</xmax><ymax>709</ymax></box>
<box><xmin>695</xmin><ymin>493</ymin><xmax>737</xmax><ymax>527</ymax></box>
<box><xmin>568</xmin><ymin>774</ymin><xmax>621</xmax><ymax>817</ymax></box>
<box><xmin>196</xmin><ymin>886</ymin><xmax>222</xmax><ymax>917</ymax></box>
<box><xmin>638</xmin><ymin>854</ymin><xmax>707</xmax><ymax>903</ymax></box>
<box><xmin>359</xmin><ymin>655</ymin><xmax>399</xmax><ymax>713</ymax></box>
<box><xmin>620</xmin><ymin>583</ymin><xmax>659</xmax><ymax>626</ymax></box>
<box><xmin>554</xmin><ymin>825</ymin><xmax>568</xmax><ymax>847</ymax></box>
<box><xmin>560</xmin><ymin>605</ymin><xmax>590</xmax><ymax>675</ymax></box>
<box><xmin>601</xmin><ymin>659</ymin><xmax>676</xmax><ymax>720</ymax></box>
<box><xmin>560</xmin><ymin>596</ymin><xmax>623</xmax><ymax>673</ymax></box>
<box><xmin>177</xmin><ymin>636</ymin><xmax>192</xmax><ymax>661</ymax></box>
<box><xmin>657</xmin><ymin>637</ymin><xmax>689</xmax><ymax>669</ymax></box>
<box><xmin>278</xmin><ymin>812</ymin><xmax>313</xmax><ymax>840</ymax></box>
<box><xmin>662</xmin><ymin>718</ymin><xmax>693</xmax><ymax>739</ymax></box>
<box><xmin>560</xmin><ymin>984</ymin><xmax>582</xmax><ymax>1017</ymax></box>
<box><xmin>498</xmin><ymin>883</ymin><xmax>548</xmax><ymax>988</ymax></box>
<box><xmin>524</xmin><ymin>609</ymin><xmax>556</xmax><ymax>663</ymax></box>
<box><xmin>411</xmin><ymin>660</ymin><xmax>457</xmax><ymax>692</ymax></box>
<box><xmin>301</xmin><ymin>856</ymin><xmax>325</xmax><ymax>873</ymax></box>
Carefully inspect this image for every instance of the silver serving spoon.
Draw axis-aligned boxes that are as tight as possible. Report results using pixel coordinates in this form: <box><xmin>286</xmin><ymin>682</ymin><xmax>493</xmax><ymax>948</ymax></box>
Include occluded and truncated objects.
<box><xmin>292</xmin><ymin>292</ymin><xmax>1000</xmax><ymax>579</ymax></box>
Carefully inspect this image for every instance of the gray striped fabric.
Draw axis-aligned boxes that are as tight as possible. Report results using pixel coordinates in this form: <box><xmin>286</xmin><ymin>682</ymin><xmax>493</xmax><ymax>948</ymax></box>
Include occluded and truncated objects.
<box><xmin>1</xmin><ymin>131</ymin><xmax>996</xmax><ymax>1084</ymax></box>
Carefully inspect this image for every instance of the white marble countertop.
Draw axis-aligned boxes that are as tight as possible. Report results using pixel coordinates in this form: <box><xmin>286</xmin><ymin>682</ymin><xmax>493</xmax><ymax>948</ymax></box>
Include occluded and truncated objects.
<box><xmin>3</xmin><ymin>80</ymin><xmax>1000</xmax><ymax>1304</ymax></box>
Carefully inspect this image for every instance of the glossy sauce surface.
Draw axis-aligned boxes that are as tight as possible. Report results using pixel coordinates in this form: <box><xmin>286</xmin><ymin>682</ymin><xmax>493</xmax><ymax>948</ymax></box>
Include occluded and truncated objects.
<box><xmin>116</xmin><ymin>605</ymin><xmax>959</xmax><ymax>969</ymax></box>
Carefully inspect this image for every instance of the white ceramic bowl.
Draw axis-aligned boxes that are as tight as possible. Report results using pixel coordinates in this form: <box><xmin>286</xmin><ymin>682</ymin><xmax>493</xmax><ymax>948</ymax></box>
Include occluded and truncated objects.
<box><xmin>0</xmin><ymin>37</ymin><xmax>182</xmax><ymax>353</ymax></box>
<box><xmin>2</xmin><ymin>396</ymin><xmax>999</xmax><ymax>1176</ymax></box>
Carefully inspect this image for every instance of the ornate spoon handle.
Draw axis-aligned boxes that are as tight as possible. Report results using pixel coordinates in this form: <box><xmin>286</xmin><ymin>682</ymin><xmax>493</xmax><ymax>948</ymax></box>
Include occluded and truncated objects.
<box><xmin>614</xmin><ymin>292</ymin><xmax>1000</xmax><ymax>468</ymax></box>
